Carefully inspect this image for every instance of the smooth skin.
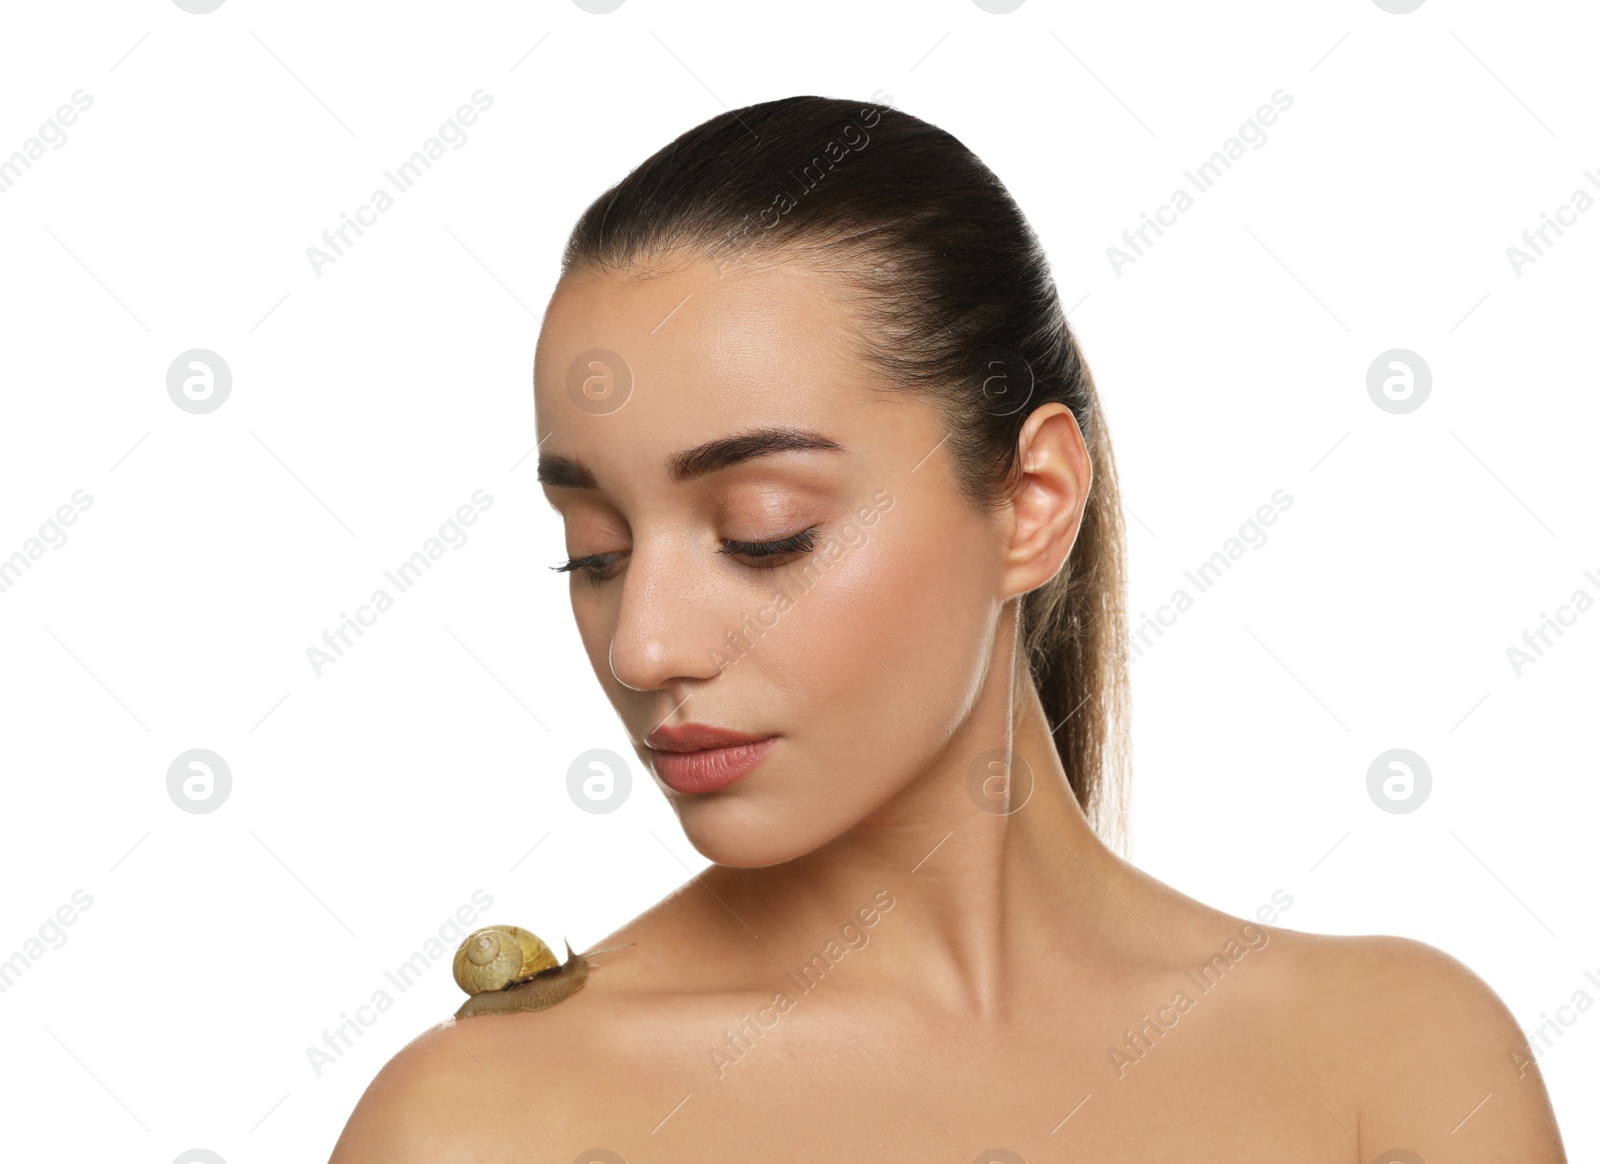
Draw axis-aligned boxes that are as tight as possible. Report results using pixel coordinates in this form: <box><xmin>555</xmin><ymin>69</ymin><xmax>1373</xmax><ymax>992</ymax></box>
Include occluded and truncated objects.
<box><xmin>330</xmin><ymin>253</ymin><xmax>1567</xmax><ymax>1162</ymax></box>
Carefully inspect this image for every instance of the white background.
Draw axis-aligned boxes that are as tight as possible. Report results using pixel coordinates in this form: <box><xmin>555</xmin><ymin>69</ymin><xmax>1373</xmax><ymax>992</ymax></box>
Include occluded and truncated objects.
<box><xmin>0</xmin><ymin>0</ymin><xmax>1594</xmax><ymax>1160</ymax></box>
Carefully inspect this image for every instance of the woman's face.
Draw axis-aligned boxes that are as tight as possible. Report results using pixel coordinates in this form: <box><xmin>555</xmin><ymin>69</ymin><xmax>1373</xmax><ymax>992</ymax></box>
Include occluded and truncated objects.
<box><xmin>533</xmin><ymin>253</ymin><xmax>1013</xmax><ymax>867</ymax></box>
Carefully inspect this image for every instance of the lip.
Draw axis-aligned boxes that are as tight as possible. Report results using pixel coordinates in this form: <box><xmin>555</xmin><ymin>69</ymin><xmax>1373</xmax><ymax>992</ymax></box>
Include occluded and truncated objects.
<box><xmin>645</xmin><ymin>722</ymin><xmax>774</xmax><ymax>753</ymax></box>
<box><xmin>644</xmin><ymin>724</ymin><xmax>777</xmax><ymax>794</ymax></box>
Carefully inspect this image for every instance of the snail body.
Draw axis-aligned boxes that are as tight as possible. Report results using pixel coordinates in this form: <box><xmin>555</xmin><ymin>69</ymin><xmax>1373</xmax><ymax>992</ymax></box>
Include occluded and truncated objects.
<box><xmin>451</xmin><ymin>924</ymin><xmax>633</xmax><ymax>1019</ymax></box>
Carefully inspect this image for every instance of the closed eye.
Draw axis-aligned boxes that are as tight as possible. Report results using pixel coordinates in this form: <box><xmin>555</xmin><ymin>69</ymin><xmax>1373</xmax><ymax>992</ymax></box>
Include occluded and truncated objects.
<box><xmin>553</xmin><ymin>526</ymin><xmax>820</xmax><ymax>585</ymax></box>
<box><xmin>717</xmin><ymin>527</ymin><xmax>818</xmax><ymax>561</ymax></box>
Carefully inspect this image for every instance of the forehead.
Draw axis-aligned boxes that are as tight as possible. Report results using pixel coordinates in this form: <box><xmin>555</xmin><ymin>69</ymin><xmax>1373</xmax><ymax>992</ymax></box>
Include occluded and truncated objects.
<box><xmin>533</xmin><ymin>254</ymin><xmax>881</xmax><ymax>489</ymax></box>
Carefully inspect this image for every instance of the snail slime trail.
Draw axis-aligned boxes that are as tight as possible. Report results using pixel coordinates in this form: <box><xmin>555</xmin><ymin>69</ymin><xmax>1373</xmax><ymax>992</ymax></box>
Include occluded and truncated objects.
<box><xmin>304</xmin><ymin>889</ymin><xmax>494</xmax><ymax>1079</ymax></box>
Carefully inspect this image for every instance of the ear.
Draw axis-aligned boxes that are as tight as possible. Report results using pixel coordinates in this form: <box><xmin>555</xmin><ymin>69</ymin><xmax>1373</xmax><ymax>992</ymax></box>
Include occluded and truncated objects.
<box><xmin>998</xmin><ymin>404</ymin><xmax>1092</xmax><ymax>603</ymax></box>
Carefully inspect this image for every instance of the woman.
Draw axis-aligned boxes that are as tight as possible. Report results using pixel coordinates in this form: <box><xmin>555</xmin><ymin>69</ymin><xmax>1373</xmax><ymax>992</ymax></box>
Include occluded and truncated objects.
<box><xmin>330</xmin><ymin>95</ymin><xmax>1567</xmax><ymax>1162</ymax></box>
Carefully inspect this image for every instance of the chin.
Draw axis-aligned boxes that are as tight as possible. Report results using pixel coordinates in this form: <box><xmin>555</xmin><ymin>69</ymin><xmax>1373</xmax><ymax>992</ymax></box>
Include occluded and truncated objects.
<box><xmin>673</xmin><ymin>798</ymin><xmax>837</xmax><ymax>869</ymax></box>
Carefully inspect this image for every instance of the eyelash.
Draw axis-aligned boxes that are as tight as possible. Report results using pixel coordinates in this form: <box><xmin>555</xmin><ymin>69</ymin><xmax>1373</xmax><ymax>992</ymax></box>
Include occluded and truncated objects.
<box><xmin>552</xmin><ymin>526</ymin><xmax>820</xmax><ymax>585</ymax></box>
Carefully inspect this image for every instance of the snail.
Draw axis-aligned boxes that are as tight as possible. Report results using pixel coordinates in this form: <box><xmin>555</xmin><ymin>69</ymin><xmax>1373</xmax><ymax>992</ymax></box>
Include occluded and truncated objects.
<box><xmin>451</xmin><ymin>924</ymin><xmax>634</xmax><ymax>1019</ymax></box>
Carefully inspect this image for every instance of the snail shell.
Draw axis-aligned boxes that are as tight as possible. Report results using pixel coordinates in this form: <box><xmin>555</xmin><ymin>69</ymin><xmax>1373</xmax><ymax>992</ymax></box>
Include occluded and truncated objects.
<box><xmin>452</xmin><ymin>924</ymin><xmax>560</xmax><ymax>995</ymax></box>
<box><xmin>451</xmin><ymin>925</ymin><xmax>635</xmax><ymax>1020</ymax></box>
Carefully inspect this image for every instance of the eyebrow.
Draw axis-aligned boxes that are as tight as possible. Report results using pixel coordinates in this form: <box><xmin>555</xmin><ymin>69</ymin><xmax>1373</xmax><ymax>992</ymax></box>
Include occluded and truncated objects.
<box><xmin>537</xmin><ymin>426</ymin><xmax>846</xmax><ymax>489</ymax></box>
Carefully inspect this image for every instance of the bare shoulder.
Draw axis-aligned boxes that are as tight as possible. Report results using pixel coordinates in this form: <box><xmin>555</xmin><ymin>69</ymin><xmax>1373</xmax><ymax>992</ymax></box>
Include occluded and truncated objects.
<box><xmin>326</xmin><ymin>1019</ymin><xmax>513</xmax><ymax>1164</ymax></box>
<box><xmin>1249</xmin><ymin>928</ymin><xmax>1567</xmax><ymax>1161</ymax></box>
<box><xmin>326</xmin><ymin>1000</ymin><xmax>617</xmax><ymax>1164</ymax></box>
<box><xmin>325</xmin><ymin>902</ymin><xmax>709</xmax><ymax>1163</ymax></box>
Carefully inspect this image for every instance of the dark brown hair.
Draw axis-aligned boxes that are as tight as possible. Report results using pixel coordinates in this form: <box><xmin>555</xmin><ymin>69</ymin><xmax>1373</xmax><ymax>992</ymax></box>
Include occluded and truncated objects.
<box><xmin>558</xmin><ymin>95</ymin><xmax>1130</xmax><ymax>847</ymax></box>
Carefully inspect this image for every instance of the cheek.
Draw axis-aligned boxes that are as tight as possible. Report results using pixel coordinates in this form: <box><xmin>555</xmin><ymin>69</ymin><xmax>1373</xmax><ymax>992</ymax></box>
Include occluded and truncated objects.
<box><xmin>767</xmin><ymin>497</ymin><xmax>999</xmax><ymax>764</ymax></box>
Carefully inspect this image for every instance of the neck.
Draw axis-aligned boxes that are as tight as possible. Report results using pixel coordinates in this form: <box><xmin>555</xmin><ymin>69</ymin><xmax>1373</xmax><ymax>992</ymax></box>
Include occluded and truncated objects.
<box><xmin>700</xmin><ymin>599</ymin><xmax>1149</xmax><ymax>1023</ymax></box>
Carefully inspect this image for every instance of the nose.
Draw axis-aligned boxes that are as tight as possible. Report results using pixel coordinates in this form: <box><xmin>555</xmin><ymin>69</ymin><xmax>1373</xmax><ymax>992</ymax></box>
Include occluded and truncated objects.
<box><xmin>607</xmin><ymin>535</ymin><xmax>728</xmax><ymax>693</ymax></box>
